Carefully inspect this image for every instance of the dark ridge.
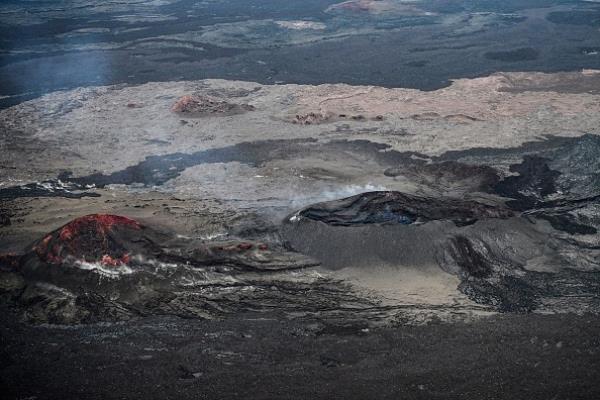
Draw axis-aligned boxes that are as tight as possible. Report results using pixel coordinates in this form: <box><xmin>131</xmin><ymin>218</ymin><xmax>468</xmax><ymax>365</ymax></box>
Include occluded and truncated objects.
<box><xmin>293</xmin><ymin>191</ymin><xmax>513</xmax><ymax>227</ymax></box>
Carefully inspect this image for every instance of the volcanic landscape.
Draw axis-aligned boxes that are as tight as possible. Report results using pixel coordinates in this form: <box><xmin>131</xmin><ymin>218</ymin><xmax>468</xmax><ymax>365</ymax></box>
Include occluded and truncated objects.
<box><xmin>2</xmin><ymin>1</ymin><xmax>600</xmax><ymax>399</ymax></box>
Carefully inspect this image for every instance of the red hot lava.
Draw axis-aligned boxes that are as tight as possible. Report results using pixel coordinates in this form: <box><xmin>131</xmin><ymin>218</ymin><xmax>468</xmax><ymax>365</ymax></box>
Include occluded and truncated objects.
<box><xmin>34</xmin><ymin>214</ymin><xmax>141</xmax><ymax>267</ymax></box>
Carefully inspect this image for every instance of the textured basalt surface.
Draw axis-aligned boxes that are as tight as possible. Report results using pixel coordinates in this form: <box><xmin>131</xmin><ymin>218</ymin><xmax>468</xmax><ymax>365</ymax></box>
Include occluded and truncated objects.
<box><xmin>171</xmin><ymin>95</ymin><xmax>255</xmax><ymax>117</ymax></box>
<box><xmin>290</xmin><ymin>191</ymin><xmax>512</xmax><ymax>227</ymax></box>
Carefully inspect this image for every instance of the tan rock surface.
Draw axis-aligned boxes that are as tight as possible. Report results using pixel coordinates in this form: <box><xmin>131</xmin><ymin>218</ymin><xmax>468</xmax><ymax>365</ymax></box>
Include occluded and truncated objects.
<box><xmin>1</xmin><ymin>70</ymin><xmax>599</xmax><ymax>185</ymax></box>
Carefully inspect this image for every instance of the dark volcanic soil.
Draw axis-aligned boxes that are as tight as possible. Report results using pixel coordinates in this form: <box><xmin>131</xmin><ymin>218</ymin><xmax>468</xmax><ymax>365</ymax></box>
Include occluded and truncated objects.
<box><xmin>2</xmin><ymin>305</ymin><xmax>599</xmax><ymax>400</ymax></box>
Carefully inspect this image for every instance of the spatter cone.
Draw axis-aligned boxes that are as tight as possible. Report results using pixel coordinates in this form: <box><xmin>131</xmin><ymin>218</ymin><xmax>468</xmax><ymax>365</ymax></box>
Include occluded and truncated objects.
<box><xmin>32</xmin><ymin>214</ymin><xmax>145</xmax><ymax>266</ymax></box>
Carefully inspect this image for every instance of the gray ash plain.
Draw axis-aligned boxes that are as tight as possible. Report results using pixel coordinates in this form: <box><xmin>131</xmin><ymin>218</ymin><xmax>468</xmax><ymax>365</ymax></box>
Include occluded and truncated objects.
<box><xmin>2</xmin><ymin>308</ymin><xmax>600</xmax><ymax>400</ymax></box>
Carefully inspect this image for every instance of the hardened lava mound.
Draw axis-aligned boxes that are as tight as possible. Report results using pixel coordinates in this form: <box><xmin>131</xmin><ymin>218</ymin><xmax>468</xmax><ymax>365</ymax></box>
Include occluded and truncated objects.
<box><xmin>290</xmin><ymin>191</ymin><xmax>513</xmax><ymax>227</ymax></box>
<box><xmin>283</xmin><ymin>190</ymin><xmax>600</xmax><ymax>313</ymax></box>
<box><xmin>283</xmin><ymin>191</ymin><xmax>527</xmax><ymax>272</ymax></box>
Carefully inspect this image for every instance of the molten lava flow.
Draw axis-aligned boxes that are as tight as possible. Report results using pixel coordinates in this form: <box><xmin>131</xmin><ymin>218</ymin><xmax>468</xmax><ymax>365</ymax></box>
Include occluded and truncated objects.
<box><xmin>33</xmin><ymin>214</ymin><xmax>141</xmax><ymax>267</ymax></box>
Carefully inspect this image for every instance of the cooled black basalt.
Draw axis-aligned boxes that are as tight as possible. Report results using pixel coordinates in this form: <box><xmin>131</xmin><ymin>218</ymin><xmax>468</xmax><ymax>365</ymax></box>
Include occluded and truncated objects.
<box><xmin>494</xmin><ymin>155</ymin><xmax>561</xmax><ymax>210</ymax></box>
<box><xmin>0</xmin><ymin>181</ymin><xmax>100</xmax><ymax>200</ymax></box>
<box><xmin>292</xmin><ymin>191</ymin><xmax>513</xmax><ymax>227</ymax></box>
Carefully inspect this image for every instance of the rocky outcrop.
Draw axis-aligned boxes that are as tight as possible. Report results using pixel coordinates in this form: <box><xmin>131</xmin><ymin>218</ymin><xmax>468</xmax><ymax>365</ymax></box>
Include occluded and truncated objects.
<box><xmin>291</xmin><ymin>112</ymin><xmax>331</xmax><ymax>125</ymax></box>
<box><xmin>172</xmin><ymin>94</ymin><xmax>255</xmax><ymax>116</ymax></box>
